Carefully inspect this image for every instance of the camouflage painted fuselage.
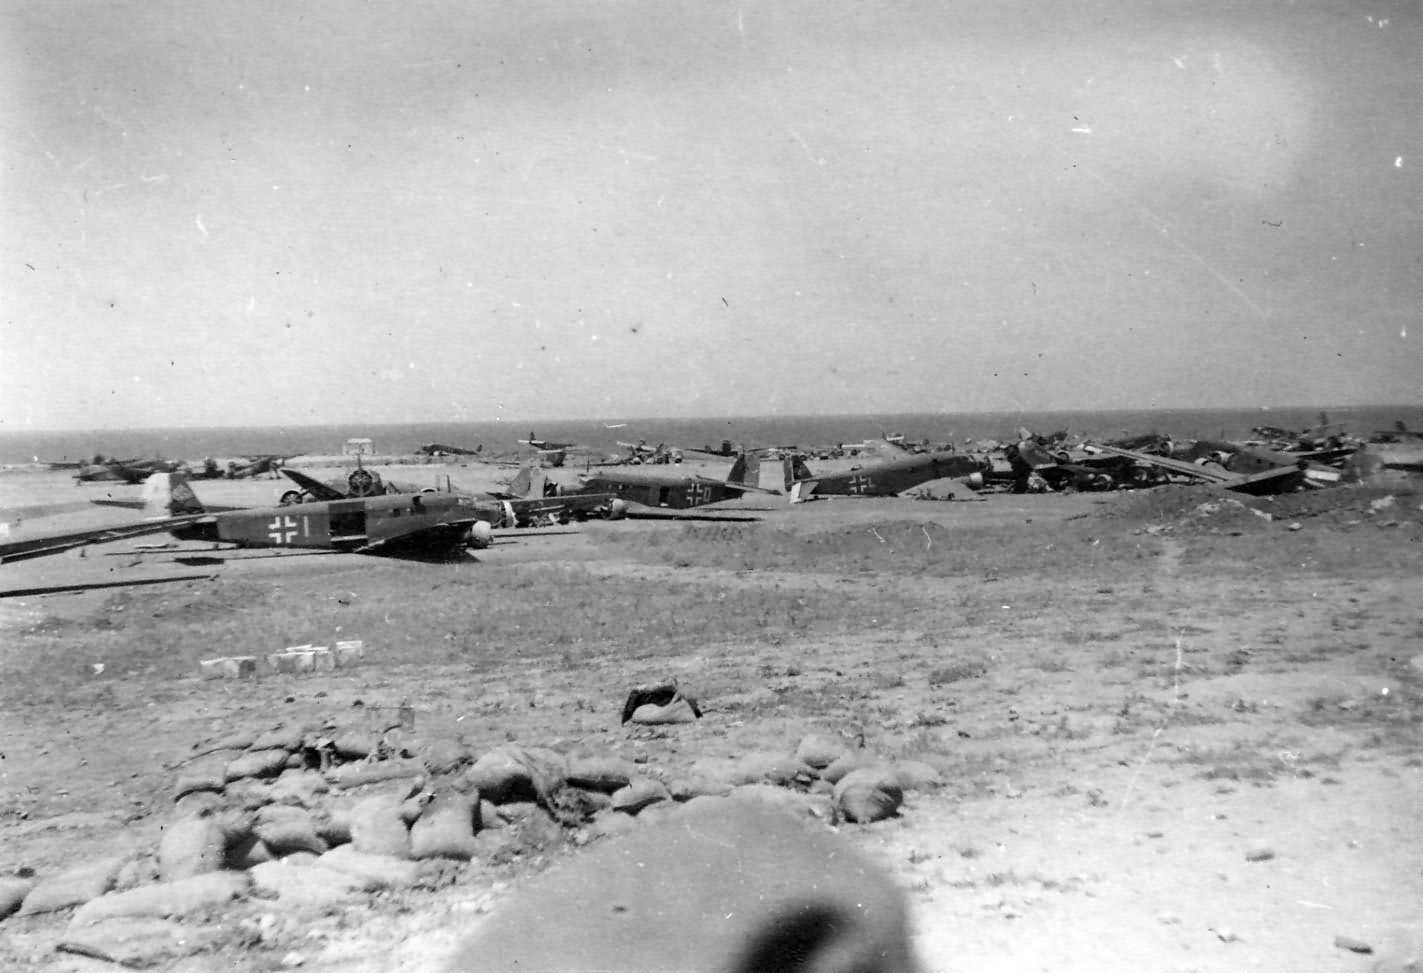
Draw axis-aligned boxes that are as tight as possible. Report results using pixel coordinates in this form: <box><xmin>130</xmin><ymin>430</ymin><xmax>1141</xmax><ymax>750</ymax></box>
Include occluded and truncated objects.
<box><xmin>171</xmin><ymin>493</ymin><xmax>483</xmax><ymax>556</ymax></box>
<box><xmin>575</xmin><ymin>474</ymin><xmax>742</xmax><ymax>510</ymax></box>
<box><xmin>790</xmin><ymin>451</ymin><xmax>987</xmax><ymax>500</ymax></box>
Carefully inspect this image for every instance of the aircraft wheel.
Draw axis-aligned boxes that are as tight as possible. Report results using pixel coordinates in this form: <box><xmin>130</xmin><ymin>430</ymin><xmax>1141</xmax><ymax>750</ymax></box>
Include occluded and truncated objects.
<box><xmin>279</xmin><ymin>490</ymin><xmax>304</xmax><ymax>506</ymax></box>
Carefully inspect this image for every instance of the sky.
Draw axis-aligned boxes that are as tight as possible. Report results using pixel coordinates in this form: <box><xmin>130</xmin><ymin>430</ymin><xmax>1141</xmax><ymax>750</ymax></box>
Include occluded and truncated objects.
<box><xmin>1</xmin><ymin>0</ymin><xmax>1420</xmax><ymax>430</ymax></box>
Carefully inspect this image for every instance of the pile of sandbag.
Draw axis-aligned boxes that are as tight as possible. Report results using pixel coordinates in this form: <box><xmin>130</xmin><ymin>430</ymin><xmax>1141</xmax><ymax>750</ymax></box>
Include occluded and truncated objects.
<box><xmin>2</xmin><ymin>717</ymin><xmax>942</xmax><ymax>966</ymax></box>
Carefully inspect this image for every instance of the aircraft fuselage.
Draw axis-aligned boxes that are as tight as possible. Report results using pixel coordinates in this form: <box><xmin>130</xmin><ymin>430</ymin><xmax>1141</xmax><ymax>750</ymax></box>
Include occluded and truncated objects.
<box><xmin>793</xmin><ymin>451</ymin><xmax>985</xmax><ymax>499</ymax></box>
<box><xmin>172</xmin><ymin>493</ymin><xmax>483</xmax><ymax>555</ymax></box>
<box><xmin>576</xmin><ymin>475</ymin><xmax>737</xmax><ymax>510</ymax></box>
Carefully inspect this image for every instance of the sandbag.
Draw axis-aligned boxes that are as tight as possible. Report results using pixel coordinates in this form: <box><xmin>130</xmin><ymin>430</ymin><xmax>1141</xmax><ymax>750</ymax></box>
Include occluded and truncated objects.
<box><xmin>0</xmin><ymin>876</ymin><xmax>35</xmax><ymax>918</ymax></box>
<box><xmin>58</xmin><ymin>917</ymin><xmax>223</xmax><ymax>966</ymax></box>
<box><xmin>832</xmin><ymin>766</ymin><xmax>903</xmax><ymax>823</ymax></box>
<box><xmin>266</xmin><ymin>769</ymin><xmax>329</xmax><ymax>806</ymax></box>
<box><xmin>157</xmin><ymin>817</ymin><xmax>227</xmax><ymax>881</ymax></box>
<box><xmin>18</xmin><ymin>857</ymin><xmax>126</xmax><ymax>916</ymax></box>
<box><xmin>794</xmin><ymin>733</ymin><xmax>851</xmax><ymax>770</ymax></box>
<box><xmin>629</xmin><ymin>698</ymin><xmax>699</xmax><ymax>725</ymax></box>
<box><xmin>819</xmin><ymin>750</ymin><xmax>881</xmax><ymax>785</ymax></box>
<box><xmin>251</xmin><ymin>725</ymin><xmax>306</xmax><ymax>752</ymax></box>
<box><xmin>465</xmin><ymin>745</ymin><xmax>566</xmax><ymax>804</ymax></box>
<box><xmin>892</xmin><ymin>760</ymin><xmax>943</xmax><ymax>792</ymax></box>
<box><xmin>666</xmin><ymin>776</ymin><xmax>733</xmax><ymax>802</ymax></box>
<box><xmin>70</xmin><ymin>871</ymin><xmax>249</xmax><ymax>926</ymax></box>
<box><xmin>254</xmin><ymin>804</ymin><xmax>328</xmax><ymax>856</ymax></box>
<box><xmin>172</xmin><ymin>751</ymin><xmax>239</xmax><ymax>800</ymax></box>
<box><xmin>348</xmin><ymin>796</ymin><xmax>411</xmax><ymax>859</ymax></box>
<box><xmin>565</xmin><ymin>754</ymin><xmax>638</xmax><ymax>793</ymax></box>
<box><xmin>316</xmin><ymin>845</ymin><xmax>420</xmax><ymax>889</ymax></box>
<box><xmin>729</xmin><ymin>752</ymin><xmax>814</xmax><ymax>787</ymax></box>
<box><xmin>326</xmin><ymin>758</ymin><xmax>426</xmax><ymax>790</ymax></box>
<box><xmin>409</xmin><ymin>792</ymin><xmax>479</xmax><ymax>861</ymax></box>
<box><xmin>248</xmin><ymin>860</ymin><xmax>370</xmax><ymax>905</ymax></box>
<box><xmin>420</xmin><ymin>737</ymin><xmax>473</xmax><ymax>775</ymax></box>
<box><xmin>610</xmin><ymin>778</ymin><xmax>671</xmax><ymax>815</ymax></box>
<box><xmin>223</xmin><ymin>748</ymin><xmax>290</xmax><ymax>783</ymax></box>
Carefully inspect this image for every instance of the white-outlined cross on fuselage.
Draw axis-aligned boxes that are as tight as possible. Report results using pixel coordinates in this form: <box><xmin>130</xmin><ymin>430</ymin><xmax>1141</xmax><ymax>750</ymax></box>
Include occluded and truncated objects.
<box><xmin>267</xmin><ymin>514</ymin><xmax>299</xmax><ymax>544</ymax></box>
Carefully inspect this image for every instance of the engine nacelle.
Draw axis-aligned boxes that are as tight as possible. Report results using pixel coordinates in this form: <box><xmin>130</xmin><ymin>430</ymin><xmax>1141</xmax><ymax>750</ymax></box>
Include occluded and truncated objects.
<box><xmin>965</xmin><ymin>472</ymin><xmax>986</xmax><ymax>491</ymax></box>
<box><xmin>604</xmin><ymin>498</ymin><xmax>628</xmax><ymax>520</ymax></box>
<box><xmin>347</xmin><ymin>467</ymin><xmax>384</xmax><ymax>497</ymax></box>
<box><xmin>468</xmin><ymin>521</ymin><xmax>494</xmax><ymax>549</ymax></box>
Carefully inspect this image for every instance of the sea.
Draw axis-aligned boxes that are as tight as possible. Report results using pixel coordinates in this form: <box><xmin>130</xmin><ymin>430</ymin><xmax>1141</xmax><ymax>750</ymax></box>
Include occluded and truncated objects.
<box><xmin>0</xmin><ymin>405</ymin><xmax>1417</xmax><ymax>466</ymax></box>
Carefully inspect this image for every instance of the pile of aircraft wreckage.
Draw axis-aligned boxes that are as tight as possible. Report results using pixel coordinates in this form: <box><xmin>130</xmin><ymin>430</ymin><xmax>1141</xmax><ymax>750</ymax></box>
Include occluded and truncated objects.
<box><xmin>3</xmin><ymin>418</ymin><xmax>1418</xmax><ymax>568</ymax></box>
<box><xmin>986</xmin><ymin>419</ymin><xmax>1422</xmax><ymax>497</ymax></box>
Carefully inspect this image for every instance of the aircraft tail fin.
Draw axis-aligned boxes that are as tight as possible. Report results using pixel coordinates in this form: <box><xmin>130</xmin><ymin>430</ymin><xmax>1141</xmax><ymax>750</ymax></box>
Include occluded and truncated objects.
<box><xmin>142</xmin><ymin>471</ymin><xmax>205</xmax><ymax>517</ymax></box>
<box><xmin>508</xmin><ymin>464</ymin><xmax>533</xmax><ymax>497</ymax></box>
<box><xmin>726</xmin><ymin>451</ymin><xmax>760</xmax><ymax>487</ymax></box>
<box><xmin>781</xmin><ymin>454</ymin><xmax>814</xmax><ymax>491</ymax></box>
<box><xmin>508</xmin><ymin>463</ymin><xmax>548</xmax><ymax>499</ymax></box>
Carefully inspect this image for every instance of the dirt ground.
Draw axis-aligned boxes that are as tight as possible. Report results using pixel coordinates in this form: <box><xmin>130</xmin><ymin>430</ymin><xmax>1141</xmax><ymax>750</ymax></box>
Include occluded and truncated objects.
<box><xmin>1</xmin><ymin>462</ymin><xmax>1421</xmax><ymax>972</ymax></box>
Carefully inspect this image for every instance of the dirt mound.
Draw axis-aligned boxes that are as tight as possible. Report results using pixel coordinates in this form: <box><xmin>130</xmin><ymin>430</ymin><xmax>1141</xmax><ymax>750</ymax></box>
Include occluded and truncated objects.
<box><xmin>1098</xmin><ymin>485</ymin><xmax>1272</xmax><ymax>535</ymax></box>
<box><xmin>1251</xmin><ymin>483</ymin><xmax>1423</xmax><ymax>526</ymax></box>
<box><xmin>1099</xmin><ymin>482</ymin><xmax>1423</xmax><ymax>536</ymax></box>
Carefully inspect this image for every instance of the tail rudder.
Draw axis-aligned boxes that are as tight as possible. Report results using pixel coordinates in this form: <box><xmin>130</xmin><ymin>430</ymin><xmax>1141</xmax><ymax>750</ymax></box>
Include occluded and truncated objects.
<box><xmin>143</xmin><ymin>471</ymin><xmax>205</xmax><ymax>517</ymax></box>
<box><xmin>509</xmin><ymin>464</ymin><xmax>533</xmax><ymax>497</ymax></box>
<box><xmin>739</xmin><ymin>450</ymin><xmax>761</xmax><ymax>487</ymax></box>
<box><xmin>726</xmin><ymin>451</ymin><xmax>750</xmax><ymax>486</ymax></box>
<box><xmin>509</xmin><ymin>464</ymin><xmax>548</xmax><ymax>499</ymax></box>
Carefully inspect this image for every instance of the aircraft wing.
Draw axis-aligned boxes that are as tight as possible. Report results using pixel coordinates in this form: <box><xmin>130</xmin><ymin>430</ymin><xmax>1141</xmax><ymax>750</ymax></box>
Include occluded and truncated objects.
<box><xmin>1089</xmin><ymin>443</ymin><xmax>1323</xmax><ymax>495</ymax></box>
<box><xmin>280</xmin><ymin>468</ymin><xmax>348</xmax><ymax>501</ymax></box>
<box><xmin>715</xmin><ymin>481</ymin><xmax>783</xmax><ymax>496</ymax></box>
<box><xmin>91</xmin><ymin>497</ymin><xmax>246</xmax><ymax>513</ymax></box>
<box><xmin>353</xmin><ymin>520</ymin><xmax>482</xmax><ymax>555</ymax></box>
<box><xmin>0</xmin><ymin>516</ymin><xmax>207</xmax><ymax>564</ymax></box>
<box><xmin>1085</xmin><ymin>444</ymin><xmax>1237</xmax><ymax>483</ymax></box>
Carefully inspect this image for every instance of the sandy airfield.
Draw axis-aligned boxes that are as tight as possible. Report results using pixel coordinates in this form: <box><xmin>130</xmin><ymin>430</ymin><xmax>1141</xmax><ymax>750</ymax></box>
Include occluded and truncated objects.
<box><xmin>1</xmin><ymin>458</ymin><xmax>1421</xmax><ymax>972</ymax></box>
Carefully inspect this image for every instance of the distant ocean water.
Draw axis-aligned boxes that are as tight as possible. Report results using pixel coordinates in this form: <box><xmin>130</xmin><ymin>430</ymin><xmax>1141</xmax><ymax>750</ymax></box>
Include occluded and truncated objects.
<box><xmin>0</xmin><ymin>406</ymin><xmax>1417</xmax><ymax>466</ymax></box>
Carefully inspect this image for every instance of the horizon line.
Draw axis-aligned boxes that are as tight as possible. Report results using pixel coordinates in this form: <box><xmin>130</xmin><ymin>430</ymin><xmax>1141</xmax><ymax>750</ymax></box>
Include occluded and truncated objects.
<box><xmin>1</xmin><ymin>402</ymin><xmax>1418</xmax><ymax>436</ymax></box>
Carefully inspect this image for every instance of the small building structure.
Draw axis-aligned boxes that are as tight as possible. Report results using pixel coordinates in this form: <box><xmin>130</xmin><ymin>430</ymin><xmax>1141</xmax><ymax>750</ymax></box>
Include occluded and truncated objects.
<box><xmin>343</xmin><ymin>437</ymin><xmax>374</xmax><ymax>457</ymax></box>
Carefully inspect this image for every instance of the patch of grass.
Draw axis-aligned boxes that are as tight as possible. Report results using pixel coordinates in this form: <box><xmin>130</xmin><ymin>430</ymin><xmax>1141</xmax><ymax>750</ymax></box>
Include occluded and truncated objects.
<box><xmin>598</xmin><ymin>518</ymin><xmax>1172</xmax><ymax>583</ymax></box>
<box><xmin>927</xmin><ymin>658</ymin><xmax>989</xmax><ymax>686</ymax></box>
<box><xmin>0</xmin><ymin>562</ymin><xmax>899</xmax><ymax>708</ymax></box>
<box><xmin>1172</xmin><ymin>739</ymin><xmax>1283</xmax><ymax>782</ymax></box>
<box><xmin>1298</xmin><ymin>690</ymin><xmax>1423</xmax><ymax>752</ymax></box>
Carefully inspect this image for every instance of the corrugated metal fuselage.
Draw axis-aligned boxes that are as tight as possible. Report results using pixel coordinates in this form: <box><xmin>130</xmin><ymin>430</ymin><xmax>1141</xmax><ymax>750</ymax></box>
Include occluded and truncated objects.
<box><xmin>170</xmin><ymin>494</ymin><xmax>479</xmax><ymax>554</ymax></box>
<box><xmin>576</xmin><ymin>476</ymin><xmax>737</xmax><ymax>510</ymax></box>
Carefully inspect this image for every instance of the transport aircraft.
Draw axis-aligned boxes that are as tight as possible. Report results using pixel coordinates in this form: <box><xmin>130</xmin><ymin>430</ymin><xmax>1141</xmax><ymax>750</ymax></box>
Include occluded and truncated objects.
<box><xmin>415</xmin><ymin>442</ymin><xmax>483</xmax><ymax>457</ymax></box>
<box><xmin>781</xmin><ymin>451</ymin><xmax>990</xmax><ymax>502</ymax></box>
<box><xmin>1</xmin><ymin>472</ymin><xmax>499</xmax><ymax>562</ymax></box>
<box><xmin>225</xmin><ymin>454</ymin><xmax>300</xmax><ymax>479</ymax></box>
<box><xmin>277</xmin><ymin>465</ymin><xmax>614</xmax><ymax>528</ymax></box>
<box><xmin>73</xmin><ymin>457</ymin><xmax>183</xmax><ymax>483</ymax></box>
<box><xmin>564</xmin><ymin>451</ymin><xmax>778</xmax><ymax>514</ymax></box>
<box><xmin>517</xmin><ymin>432</ymin><xmax>578</xmax><ymax>467</ymax></box>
